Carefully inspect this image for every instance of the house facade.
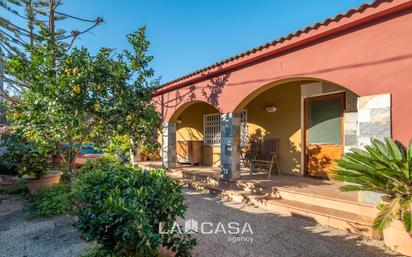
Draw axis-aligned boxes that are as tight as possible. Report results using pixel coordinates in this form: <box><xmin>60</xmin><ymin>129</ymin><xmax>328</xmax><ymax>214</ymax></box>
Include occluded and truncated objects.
<box><xmin>154</xmin><ymin>0</ymin><xmax>412</xmax><ymax>180</ymax></box>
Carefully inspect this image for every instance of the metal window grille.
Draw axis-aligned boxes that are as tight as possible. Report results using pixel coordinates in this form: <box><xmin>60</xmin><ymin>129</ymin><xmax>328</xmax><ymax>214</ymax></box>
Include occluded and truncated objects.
<box><xmin>240</xmin><ymin>109</ymin><xmax>248</xmax><ymax>147</ymax></box>
<box><xmin>203</xmin><ymin>113</ymin><xmax>221</xmax><ymax>145</ymax></box>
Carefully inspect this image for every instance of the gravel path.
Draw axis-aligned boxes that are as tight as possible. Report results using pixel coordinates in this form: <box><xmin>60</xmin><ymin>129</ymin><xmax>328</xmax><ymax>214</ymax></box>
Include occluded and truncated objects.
<box><xmin>0</xmin><ymin>194</ymin><xmax>91</xmax><ymax>257</ymax></box>
<box><xmin>183</xmin><ymin>190</ymin><xmax>400</xmax><ymax>257</ymax></box>
<box><xmin>0</xmin><ymin>191</ymin><xmax>401</xmax><ymax>257</ymax></box>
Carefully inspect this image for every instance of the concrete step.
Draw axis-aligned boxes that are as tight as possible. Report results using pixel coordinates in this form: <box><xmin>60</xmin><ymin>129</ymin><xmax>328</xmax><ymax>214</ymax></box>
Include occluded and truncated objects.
<box><xmin>250</xmin><ymin>196</ymin><xmax>380</xmax><ymax>239</ymax></box>
<box><xmin>178</xmin><ymin>170</ymin><xmax>378</xmax><ymax>218</ymax></box>
<box><xmin>176</xmin><ymin>176</ymin><xmax>381</xmax><ymax>239</ymax></box>
<box><xmin>237</xmin><ymin>180</ymin><xmax>379</xmax><ymax>217</ymax></box>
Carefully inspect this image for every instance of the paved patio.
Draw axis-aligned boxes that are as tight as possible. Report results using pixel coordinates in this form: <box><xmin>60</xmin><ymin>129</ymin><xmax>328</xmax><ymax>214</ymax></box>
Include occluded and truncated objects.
<box><xmin>141</xmin><ymin>161</ymin><xmax>379</xmax><ymax>238</ymax></box>
<box><xmin>0</xmin><ymin>166</ymin><xmax>389</xmax><ymax>257</ymax></box>
<box><xmin>0</xmin><ymin>191</ymin><xmax>396</xmax><ymax>257</ymax></box>
<box><xmin>183</xmin><ymin>190</ymin><xmax>395</xmax><ymax>257</ymax></box>
<box><xmin>0</xmin><ymin>194</ymin><xmax>91</xmax><ymax>257</ymax></box>
<box><xmin>140</xmin><ymin>162</ymin><xmax>359</xmax><ymax>203</ymax></box>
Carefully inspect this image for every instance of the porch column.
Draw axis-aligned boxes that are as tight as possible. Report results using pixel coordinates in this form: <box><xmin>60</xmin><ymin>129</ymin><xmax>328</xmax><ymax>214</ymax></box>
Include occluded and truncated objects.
<box><xmin>220</xmin><ymin>113</ymin><xmax>241</xmax><ymax>180</ymax></box>
<box><xmin>343</xmin><ymin>112</ymin><xmax>358</xmax><ymax>153</ymax></box>
<box><xmin>357</xmin><ymin>93</ymin><xmax>391</xmax><ymax>204</ymax></box>
<box><xmin>162</xmin><ymin>122</ymin><xmax>176</xmax><ymax>168</ymax></box>
<box><xmin>357</xmin><ymin>93</ymin><xmax>391</xmax><ymax>148</ymax></box>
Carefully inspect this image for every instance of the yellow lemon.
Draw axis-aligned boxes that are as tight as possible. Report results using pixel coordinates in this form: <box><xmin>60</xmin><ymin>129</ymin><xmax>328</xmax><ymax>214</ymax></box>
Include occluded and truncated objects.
<box><xmin>73</xmin><ymin>67</ymin><xmax>79</xmax><ymax>75</ymax></box>
<box><xmin>14</xmin><ymin>112</ymin><xmax>21</xmax><ymax>120</ymax></box>
<box><xmin>73</xmin><ymin>84</ymin><xmax>81</xmax><ymax>94</ymax></box>
<box><xmin>93</xmin><ymin>102</ymin><xmax>100</xmax><ymax>111</ymax></box>
<box><xmin>127</xmin><ymin>115</ymin><xmax>132</xmax><ymax>121</ymax></box>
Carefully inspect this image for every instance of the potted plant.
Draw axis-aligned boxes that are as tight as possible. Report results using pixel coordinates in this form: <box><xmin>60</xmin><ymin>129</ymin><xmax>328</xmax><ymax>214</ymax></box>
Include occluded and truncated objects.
<box><xmin>333</xmin><ymin>138</ymin><xmax>412</xmax><ymax>256</ymax></box>
<box><xmin>19</xmin><ymin>147</ymin><xmax>63</xmax><ymax>193</ymax></box>
<box><xmin>1</xmin><ymin>133</ymin><xmax>62</xmax><ymax>193</ymax></box>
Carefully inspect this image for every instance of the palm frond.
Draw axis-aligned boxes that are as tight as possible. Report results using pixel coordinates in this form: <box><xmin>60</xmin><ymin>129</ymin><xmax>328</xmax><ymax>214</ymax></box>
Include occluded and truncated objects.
<box><xmin>374</xmin><ymin>197</ymin><xmax>400</xmax><ymax>231</ymax></box>
<box><xmin>408</xmin><ymin>139</ymin><xmax>412</xmax><ymax>162</ymax></box>
<box><xmin>407</xmin><ymin>139</ymin><xmax>412</xmax><ymax>180</ymax></box>
<box><xmin>401</xmin><ymin>200</ymin><xmax>412</xmax><ymax>233</ymax></box>
<box><xmin>334</xmin><ymin>137</ymin><xmax>412</xmax><ymax>233</ymax></box>
<box><xmin>339</xmin><ymin>184</ymin><xmax>367</xmax><ymax>192</ymax></box>
<box><xmin>385</xmin><ymin>137</ymin><xmax>404</xmax><ymax>161</ymax></box>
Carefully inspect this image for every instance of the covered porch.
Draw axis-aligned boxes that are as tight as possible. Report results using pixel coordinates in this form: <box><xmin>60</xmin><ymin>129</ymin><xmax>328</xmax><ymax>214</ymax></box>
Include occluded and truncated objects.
<box><xmin>154</xmin><ymin>78</ymin><xmax>385</xmax><ymax>237</ymax></box>
<box><xmin>161</xmin><ymin>79</ymin><xmax>390</xmax><ymax>181</ymax></box>
<box><xmin>141</xmin><ymin>161</ymin><xmax>358</xmax><ymax>203</ymax></box>
<box><xmin>175</xmin><ymin>165</ymin><xmax>358</xmax><ymax>202</ymax></box>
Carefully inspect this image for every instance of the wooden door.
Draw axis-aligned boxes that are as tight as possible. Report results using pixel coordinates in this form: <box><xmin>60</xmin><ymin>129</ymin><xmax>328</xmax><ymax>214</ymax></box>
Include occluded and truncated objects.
<box><xmin>304</xmin><ymin>93</ymin><xmax>344</xmax><ymax>179</ymax></box>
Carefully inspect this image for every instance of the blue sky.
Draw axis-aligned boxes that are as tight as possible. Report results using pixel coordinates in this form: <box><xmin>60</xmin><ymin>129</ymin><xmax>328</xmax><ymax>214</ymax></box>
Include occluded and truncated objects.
<box><xmin>6</xmin><ymin>0</ymin><xmax>372</xmax><ymax>84</ymax></box>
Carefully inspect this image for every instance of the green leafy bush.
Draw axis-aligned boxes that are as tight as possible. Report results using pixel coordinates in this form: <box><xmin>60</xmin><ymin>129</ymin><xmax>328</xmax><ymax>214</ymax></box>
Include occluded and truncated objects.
<box><xmin>1</xmin><ymin>132</ymin><xmax>49</xmax><ymax>178</ymax></box>
<box><xmin>73</xmin><ymin>159</ymin><xmax>196</xmax><ymax>257</ymax></box>
<box><xmin>334</xmin><ymin>137</ymin><xmax>412</xmax><ymax>233</ymax></box>
<box><xmin>28</xmin><ymin>183</ymin><xmax>73</xmax><ymax>218</ymax></box>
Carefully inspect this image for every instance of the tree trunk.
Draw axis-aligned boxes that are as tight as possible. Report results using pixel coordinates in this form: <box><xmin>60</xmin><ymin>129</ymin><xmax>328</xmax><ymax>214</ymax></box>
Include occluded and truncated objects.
<box><xmin>67</xmin><ymin>150</ymin><xmax>79</xmax><ymax>171</ymax></box>
<box><xmin>25</xmin><ymin>0</ymin><xmax>35</xmax><ymax>46</ymax></box>
<box><xmin>66</xmin><ymin>149</ymin><xmax>79</xmax><ymax>186</ymax></box>
<box><xmin>48</xmin><ymin>0</ymin><xmax>57</xmax><ymax>68</ymax></box>
<box><xmin>49</xmin><ymin>0</ymin><xmax>55</xmax><ymax>42</ymax></box>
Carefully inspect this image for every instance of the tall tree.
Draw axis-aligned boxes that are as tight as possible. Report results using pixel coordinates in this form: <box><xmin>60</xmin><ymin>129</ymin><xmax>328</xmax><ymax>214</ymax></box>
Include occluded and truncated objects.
<box><xmin>0</xmin><ymin>0</ymin><xmax>31</xmax><ymax>55</ymax></box>
<box><xmin>0</xmin><ymin>0</ymin><xmax>103</xmax><ymax>102</ymax></box>
<box><xmin>0</xmin><ymin>0</ymin><xmax>32</xmax><ymax>102</ymax></box>
<box><xmin>5</xmin><ymin>27</ymin><xmax>160</xmax><ymax>173</ymax></box>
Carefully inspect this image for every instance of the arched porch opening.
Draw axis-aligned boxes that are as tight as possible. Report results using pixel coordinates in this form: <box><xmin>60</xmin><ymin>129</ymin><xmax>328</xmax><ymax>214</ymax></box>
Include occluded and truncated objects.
<box><xmin>233</xmin><ymin>78</ymin><xmax>359</xmax><ymax>179</ymax></box>
<box><xmin>168</xmin><ymin>101</ymin><xmax>221</xmax><ymax>167</ymax></box>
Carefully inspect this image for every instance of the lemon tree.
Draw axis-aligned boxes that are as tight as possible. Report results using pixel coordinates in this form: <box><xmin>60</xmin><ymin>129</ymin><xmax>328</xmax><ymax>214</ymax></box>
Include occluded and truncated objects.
<box><xmin>5</xmin><ymin>27</ymin><xmax>160</xmax><ymax>173</ymax></box>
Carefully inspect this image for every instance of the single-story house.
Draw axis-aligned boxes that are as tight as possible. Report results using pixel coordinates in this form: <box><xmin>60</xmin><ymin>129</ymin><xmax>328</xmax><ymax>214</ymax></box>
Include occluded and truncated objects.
<box><xmin>154</xmin><ymin>0</ymin><xmax>412</xmax><ymax>180</ymax></box>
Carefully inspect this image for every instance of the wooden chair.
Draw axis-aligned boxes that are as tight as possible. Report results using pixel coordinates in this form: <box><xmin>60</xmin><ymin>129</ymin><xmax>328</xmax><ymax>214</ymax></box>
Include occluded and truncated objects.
<box><xmin>250</xmin><ymin>138</ymin><xmax>280</xmax><ymax>178</ymax></box>
<box><xmin>240</xmin><ymin>138</ymin><xmax>262</xmax><ymax>168</ymax></box>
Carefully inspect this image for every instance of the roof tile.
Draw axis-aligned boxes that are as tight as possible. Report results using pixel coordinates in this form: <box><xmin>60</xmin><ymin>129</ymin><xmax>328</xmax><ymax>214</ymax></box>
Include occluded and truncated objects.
<box><xmin>158</xmin><ymin>0</ymin><xmax>398</xmax><ymax>91</ymax></box>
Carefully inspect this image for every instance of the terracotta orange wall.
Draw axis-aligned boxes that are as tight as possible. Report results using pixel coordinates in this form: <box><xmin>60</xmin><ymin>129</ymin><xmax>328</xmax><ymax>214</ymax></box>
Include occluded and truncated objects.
<box><xmin>155</xmin><ymin>8</ymin><xmax>412</xmax><ymax>144</ymax></box>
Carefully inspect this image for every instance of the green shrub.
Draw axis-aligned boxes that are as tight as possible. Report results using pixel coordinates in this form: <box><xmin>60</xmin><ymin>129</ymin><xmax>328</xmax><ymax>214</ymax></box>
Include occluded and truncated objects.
<box><xmin>28</xmin><ymin>183</ymin><xmax>74</xmax><ymax>218</ymax></box>
<box><xmin>1</xmin><ymin>132</ymin><xmax>49</xmax><ymax>178</ymax></box>
<box><xmin>334</xmin><ymin>137</ymin><xmax>412</xmax><ymax>233</ymax></box>
<box><xmin>73</xmin><ymin>159</ymin><xmax>196</xmax><ymax>257</ymax></box>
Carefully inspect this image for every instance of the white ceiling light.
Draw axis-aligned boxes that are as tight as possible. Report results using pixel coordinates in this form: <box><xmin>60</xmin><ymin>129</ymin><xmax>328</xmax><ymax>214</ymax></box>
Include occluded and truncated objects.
<box><xmin>265</xmin><ymin>106</ymin><xmax>277</xmax><ymax>113</ymax></box>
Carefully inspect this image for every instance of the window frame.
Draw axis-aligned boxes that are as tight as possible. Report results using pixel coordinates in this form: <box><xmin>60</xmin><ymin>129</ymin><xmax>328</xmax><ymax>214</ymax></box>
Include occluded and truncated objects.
<box><xmin>203</xmin><ymin>113</ymin><xmax>221</xmax><ymax>146</ymax></box>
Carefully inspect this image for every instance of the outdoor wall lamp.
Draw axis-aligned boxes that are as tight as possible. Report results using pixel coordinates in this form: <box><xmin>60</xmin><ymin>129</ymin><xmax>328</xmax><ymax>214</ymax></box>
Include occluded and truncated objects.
<box><xmin>176</xmin><ymin>119</ymin><xmax>182</xmax><ymax>124</ymax></box>
<box><xmin>265</xmin><ymin>106</ymin><xmax>277</xmax><ymax>113</ymax></box>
